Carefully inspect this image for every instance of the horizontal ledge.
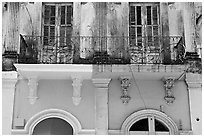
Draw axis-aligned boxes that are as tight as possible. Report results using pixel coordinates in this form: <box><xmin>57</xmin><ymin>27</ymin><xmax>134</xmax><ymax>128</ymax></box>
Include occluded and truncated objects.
<box><xmin>14</xmin><ymin>64</ymin><xmax>93</xmax><ymax>72</ymax></box>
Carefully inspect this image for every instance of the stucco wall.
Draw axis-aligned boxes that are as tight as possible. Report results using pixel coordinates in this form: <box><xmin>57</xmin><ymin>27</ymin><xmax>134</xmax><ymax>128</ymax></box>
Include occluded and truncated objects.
<box><xmin>13</xmin><ymin>79</ymin><xmax>95</xmax><ymax>129</ymax></box>
<box><xmin>108</xmin><ymin>79</ymin><xmax>191</xmax><ymax>130</ymax></box>
<box><xmin>13</xmin><ymin>77</ymin><xmax>191</xmax><ymax>131</ymax></box>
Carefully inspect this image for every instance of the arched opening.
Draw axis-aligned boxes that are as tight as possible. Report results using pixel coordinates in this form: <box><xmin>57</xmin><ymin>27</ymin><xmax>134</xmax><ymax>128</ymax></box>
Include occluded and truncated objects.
<box><xmin>22</xmin><ymin>109</ymin><xmax>82</xmax><ymax>135</ymax></box>
<box><xmin>32</xmin><ymin>118</ymin><xmax>73</xmax><ymax>135</ymax></box>
<box><xmin>121</xmin><ymin>109</ymin><xmax>178</xmax><ymax>135</ymax></box>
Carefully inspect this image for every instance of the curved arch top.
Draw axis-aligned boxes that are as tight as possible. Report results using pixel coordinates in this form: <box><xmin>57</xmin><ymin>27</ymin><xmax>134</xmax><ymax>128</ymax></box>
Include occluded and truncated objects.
<box><xmin>121</xmin><ymin>109</ymin><xmax>179</xmax><ymax>135</ymax></box>
<box><xmin>24</xmin><ymin>109</ymin><xmax>82</xmax><ymax>135</ymax></box>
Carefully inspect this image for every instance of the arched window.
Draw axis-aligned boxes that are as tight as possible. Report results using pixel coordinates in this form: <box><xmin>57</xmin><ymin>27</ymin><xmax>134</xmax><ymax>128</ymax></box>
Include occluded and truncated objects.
<box><xmin>121</xmin><ymin>109</ymin><xmax>178</xmax><ymax>135</ymax></box>
<box><xmin>129</xmin><ymin>116</ymin><xmax>170</xmax><ymax>135</ymax></box>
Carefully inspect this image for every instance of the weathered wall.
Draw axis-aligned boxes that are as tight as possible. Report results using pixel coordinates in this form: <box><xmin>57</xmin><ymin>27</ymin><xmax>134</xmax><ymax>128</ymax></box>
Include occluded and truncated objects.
<box><xmin>109</xmin><ymin>79</ymin><xmax>191</xmax><ymax>130</ymax></box>
<box><xmin>2</xmin><ymin>2</ymin><xmax>20</xmax><ymax>52</ymax></box>
<box><xmin>168</xmin><ymin>3</ymin><xmax>184</xmax><ymax>36</ymax></box>
<box><xmin>19</xmin><ymin>2</ymin><xmax>42</xmax><ymax>36</ymax></box>
<box><xmin>13</xmin><ymin>79</ymin><xmax>95</xmax><ymax>129</ymax></box>
<box><xmin>2</xmin><ymin>2</ymin><xmax>42</xmax><ymax>53</ymax></box>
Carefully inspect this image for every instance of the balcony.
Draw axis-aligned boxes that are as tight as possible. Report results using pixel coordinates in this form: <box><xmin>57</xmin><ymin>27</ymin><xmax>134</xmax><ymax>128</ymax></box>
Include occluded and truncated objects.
<box><xmin>18</xmin><ymin>35</ymin><xmax>185</xmax><ymax>65</ymax></box>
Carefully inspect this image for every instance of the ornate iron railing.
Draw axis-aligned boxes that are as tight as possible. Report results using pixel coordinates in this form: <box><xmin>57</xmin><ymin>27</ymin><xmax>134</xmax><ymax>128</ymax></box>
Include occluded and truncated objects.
<box><xmin>19</xmin><ymin>35</ymin><xmax>185</xmax><ymax>64</ymax></box>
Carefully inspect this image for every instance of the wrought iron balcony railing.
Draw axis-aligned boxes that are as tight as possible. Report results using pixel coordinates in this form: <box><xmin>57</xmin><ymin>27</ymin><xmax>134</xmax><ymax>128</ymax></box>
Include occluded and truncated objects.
<box><xmin>18</xmin><ymin>35</ymin><xmax>185</xmax><ymax>64</ymax></box>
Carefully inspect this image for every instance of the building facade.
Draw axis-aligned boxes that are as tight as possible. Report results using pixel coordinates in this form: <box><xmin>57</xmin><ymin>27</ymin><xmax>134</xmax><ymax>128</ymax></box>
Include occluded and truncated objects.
<box><xmin>2</xmin><ymin>2</ymin><xmax>202</xmax><ymax>135</ymax></box>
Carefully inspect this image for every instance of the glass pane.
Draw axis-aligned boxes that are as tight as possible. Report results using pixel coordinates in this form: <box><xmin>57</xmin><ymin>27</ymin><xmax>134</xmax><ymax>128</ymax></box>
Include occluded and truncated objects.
<box><xmin>43</xmin><ymin>26</ymin><xmax>49</xmax><ymax>45</ymax></box>
<box><xmin>61</xmin><ymin>6</ymin><xmax>65</xmax><ymax>25</ymax></box>
<box><xmin>147</xmin><ymin>26</ymin><xmax>152</xmax><ymax>36</ymax></box>
<box><xmin>50</xmin><ymin>26</ymin><xmax>55</xmax><ymax>43</ymax></box>
<box><xmin>67</xmin><ymin>5</ymin><xmax>72</xmax><ymax>24</ymax></box>
<box><xmin>129</xmin><ymin>118</ymin><xmax>149</xmax><ymax>131</ymax></box>
<box><xmin>66</xmin><ymin>27</ymin><xmax>72</xmax><ymax>48</ymax></box>
<box><xmin>137</xmin><ymin>27</ymin><xmax>142</xmax><ymax>37</ymax></box>
<box><xmin>137</xmin><ymin>27</ymin><xmax>142</xmax><ymax>47</ymax></box>
<box><xmin>60</xmin><ymin>27</ymin><xmax>66</xmax><ymax>46</ymax></box>
<box><xmin>130</xmin><ymin>6</ymin><xmax>136</xmax><ymax>25</ymax></box>
<box><xmin>147</xmin><ymin>6</ymin><xmax>151</xmax><ymax>25</ymax></box>
<box><xmin>155</xmin><ymin>119</ymin><xmax>169</xmax><ymax>132</ymax></box>
<box><xmin>136</xmin><ymin>6</ymin><xmax>141</xmax><ymax>25</ymax></box>
<box><xmin>129</xmin><ymin>26</ymin><xmax>136</xmax><ymax>37</ymax></box>
<box><xmin>153</xmin><ymin>26</ymin><xmax>158</xmax><ymax>36</ymax></box>
<box><xmin>153</xmin><ymin>6</ymin><xmax>158</xmax><ymax>25</ymax></box>
<box><xmin>50</xmin><ymin>6</ymin><xmax>55</xmax><ymax>25</ymax></box>
<box><xmin>44</xmin><ymin>5</ymin><xmax>50</xmax><ymax>24</ymax></box>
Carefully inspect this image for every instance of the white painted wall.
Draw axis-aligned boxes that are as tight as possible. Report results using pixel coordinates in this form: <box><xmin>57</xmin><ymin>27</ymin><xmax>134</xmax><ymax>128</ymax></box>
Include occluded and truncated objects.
<box><xmin>2</xmin><ymin>72</ymin><xmax>18</xmax><ymax>134</ymax></box>
<box><xmin>13</xmin><ymin>79</ymin><xmax>95</xmax><ymax>129</ymax></box>
<box><xmin>186</xmin><ymin>73</ymin><xmax>202</xmax><ymax>135</ymax></box>
<box><xmin>108</xmin><ymin>79</ymin><xmax>191</xmax><ymax>131</ymax></box>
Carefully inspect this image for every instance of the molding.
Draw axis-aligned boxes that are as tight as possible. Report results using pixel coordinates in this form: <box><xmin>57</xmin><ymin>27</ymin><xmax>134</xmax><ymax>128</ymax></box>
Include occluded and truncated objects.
<box><xmin>108</xmin><ymin>130</ymin><xmax>123</xmax><ymax>135</ymax></box>
<box><xmin>179</xmin><ymin>130</ymin><xmax>193</xmax><ymax>135</ymax></box>
<box><xmin>121</xmin><ymin>109</ymin><xmax>179</xmax><ymax>135</ymax></box>
<box><xmin>14</xmin><ymin>64</ymin><xmax>93</xmax><ymax>80</ymax></box>
<box><xmin>12</xmin><ymin>109</ymin><xmax>82</xmax><ymax>135</ymax></box>
<box><xmin>92</xmin><ymin>78</ymin><xmax>111</xmax><ymax>88</ymax></box>
<box><xmin>2</xmin><ymin>71</ymin><xmax>18</xmax><ymax>89</ymax></box>
<box><xmin>72</xmin><ymin>76</ymin><xmax>83</xmax><ymax>106</ymax></box>
<box><xmin>78</xmin><ymin>129</ymin><xmax>95</xmax><ymax>135</ymax></box>
<box><xmin>162</xmin><ymin>77</ymin><xmax>176</xmax><ymax>104</ymax></box>
<box><xmin>27</xmin><ymin>78</ymin><xmax>38</xmax><ymax>105</ymax></box>
<box><xmin>119</xmin><ymin>76</ymin><xmax>131</xmax><ymax>104</ymax></box>
<box><xmin>185</xmin><ymin>73</ymin><xmax>202</xmax><ymax>88</ymax></box>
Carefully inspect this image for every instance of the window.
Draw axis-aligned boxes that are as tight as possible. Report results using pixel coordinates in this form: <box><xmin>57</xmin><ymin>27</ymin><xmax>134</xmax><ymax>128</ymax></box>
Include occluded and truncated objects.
<box><xmin>42</xmin><ymin>3</ymin><xmax>73</xmax><ymax>63</ymax></box>
<box><xmin>129</xmin><ymin>116</ymin><xmax>169</xmax><ymax>135</ymax></box>
<box><xmin>129</xmin><ymin>3</ymin><xmax>160</xmax><ymax>64</ymax></box>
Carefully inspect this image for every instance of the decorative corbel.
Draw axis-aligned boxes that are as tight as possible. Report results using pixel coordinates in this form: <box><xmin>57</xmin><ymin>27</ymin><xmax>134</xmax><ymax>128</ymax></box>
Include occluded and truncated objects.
<box><xmin>72</xmin><ymin>77</ymin><xmax>83</xmax><ymax>106</ymax></box>
<box><xmin>162</xmin><ymin>77</ymin><xmax>176</xmax><ymax>104</ymax></box>
<box><xmin>27</xmin><ymin>78</ymin><xmax>38</xmax><ymax>105</ymax></box>
<box><xmin>119</xmin><ymin>76</ymin><xmax>131</xmax><ymax>104</ymax></box>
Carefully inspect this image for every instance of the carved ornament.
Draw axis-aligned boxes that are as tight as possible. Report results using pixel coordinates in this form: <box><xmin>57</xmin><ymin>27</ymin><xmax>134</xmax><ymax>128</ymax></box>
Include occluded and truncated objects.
<box><xmin>119</xmin><ymin>76</ymin><xmax>131</xmax><ymax>104</ymax></box>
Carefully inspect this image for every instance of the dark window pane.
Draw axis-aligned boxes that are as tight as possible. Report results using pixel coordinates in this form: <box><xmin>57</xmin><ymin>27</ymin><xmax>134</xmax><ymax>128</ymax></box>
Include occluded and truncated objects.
<box><xmin>130</xmin><ymin>6</ymin><xmax>135</xmax><ymax>25</ymax></box>
<box><xmin>67</xmin><ymin>5</ymin><xmax>72</xmax><ymax>24</ymax></box>
<box><xmin>129</xmin><ymin>26</ymin><xmax>136</xmax><ymax>37</ymax></box>
<box><xmin>129</xmin><ymin>118</ymin><xmax>149</xmax><ymax>131</ymax></box>
<box><xmin>137</xmin><ymin>27</ymin><xmax>142</xmax><ymax>43</ymax></box>
<box><xmin>61</xmin><ymin>6</ymin><xmax>65</xmax><ymax>25</ymax></box>
<box><xmin>153</xmin><ymin>6</ymin><xmax>158</xmax><ymax>25</ymax></box>
<box><xmin>44</xmin><ymin>5</ymin><xmax>50</xmax><ymax>24</ymax></box>
<box><xmin>137</xmin><ymin>27</ymin><xmax>142</xmax><ymax>37</ymax></box>
<box><xmin>66</xmin><ymin>26</ymin><xmax>72</xmax><ymax>36</ymax></box>
<box><xmin>136</xmin><ymin>6</ymin><xmax>141</xmax><ymax>25</ymax></box>
<box><xmin>60</xmin><ymin>26</ymin><xmax>66</xmax><ymax>46</ymax></box>
<box><xmin>50</xmin><ymin>6</ymin><xmax>55</xmax><ymax>16</ymax></box>
<box><xmin>153</xmin><ymin>26</ymin><xmax>158</xmax><ymax>36</ymax></box>
<box><xmin>50</xmin><ymin>6</ymin><xmax>55</xmax><ymax>24</ymax></box>
<box><xmin>155</xmin><ymin>119</ymin><xmax>169</xmax><ymax>132</ymax></box>
<box><xmin>147</xmin><ymin>26</ymin><xmax>152</xmax><ymax>36</ymax></box>
<box><xmin>43</xmin><ymin>26</ymin><xmax>49</xmax><ymax>45</ymax></box>
<box><xmin>50</xmin><ymin>26</ymin><xmax>55</xmax><ymax>43</ymax></box>
<box><xmin>147</xmin><ymin>6</ymin><xmax>151</xmax><ymax>25</ymax></box>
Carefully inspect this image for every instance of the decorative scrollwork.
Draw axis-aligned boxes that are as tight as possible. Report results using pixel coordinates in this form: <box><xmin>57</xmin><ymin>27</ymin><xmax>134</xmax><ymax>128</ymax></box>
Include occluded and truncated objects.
<box><xmin>119</xmin><ymin>76</ymin><xmax>131</xmax><ymax>104</ymax></box>
<box><xmin>162</xmin><ymin>77</ymin><xmax>176</xmax><ymax>104</ymax></box>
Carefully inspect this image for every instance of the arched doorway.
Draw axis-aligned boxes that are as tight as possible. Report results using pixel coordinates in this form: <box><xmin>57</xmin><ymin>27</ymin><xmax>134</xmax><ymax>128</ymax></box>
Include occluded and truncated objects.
<box><xmin>32</xmin><ymin>118</ymin><xmax>73</xmax><ymax>135</ymax></box>
<box><xmin>121</xmin><ymin>109</ymin><xmax>178</xmax><ymax>135</ymax></box>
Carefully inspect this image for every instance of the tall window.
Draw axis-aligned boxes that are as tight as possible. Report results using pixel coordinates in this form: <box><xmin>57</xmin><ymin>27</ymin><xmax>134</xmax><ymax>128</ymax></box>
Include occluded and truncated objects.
<box><xmin>129</xmin><ymin>3</ymin><xmax>160</xmax><ymax>64</ymax></box>
<box><xmin>42</xmin><ymin>3</ymin><xmax>73</xmax><ymax>63</ymax></box>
